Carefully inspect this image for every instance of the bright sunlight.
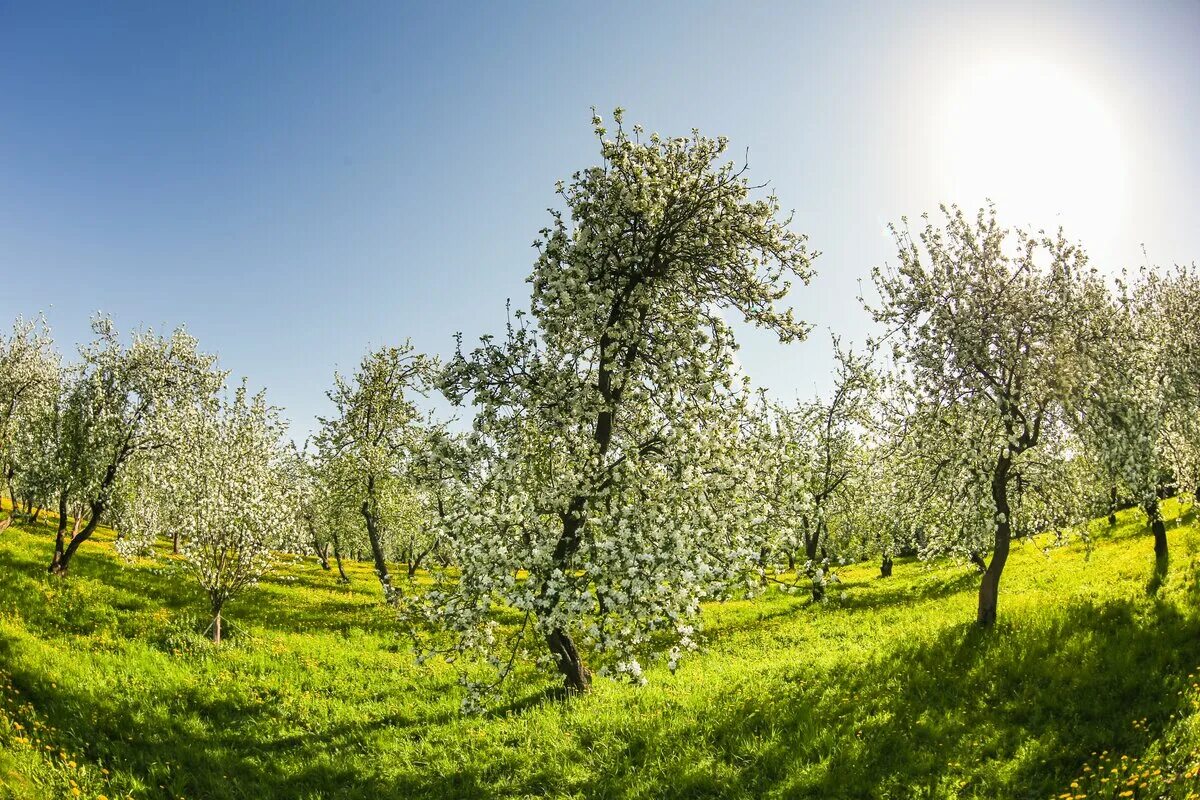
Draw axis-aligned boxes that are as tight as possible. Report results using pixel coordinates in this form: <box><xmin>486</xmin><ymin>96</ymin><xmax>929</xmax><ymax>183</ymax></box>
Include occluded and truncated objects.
<box><xmin>940</xmin><ymin>56</ymin><xmax>1128</xmax><ymax>243</ymax></box>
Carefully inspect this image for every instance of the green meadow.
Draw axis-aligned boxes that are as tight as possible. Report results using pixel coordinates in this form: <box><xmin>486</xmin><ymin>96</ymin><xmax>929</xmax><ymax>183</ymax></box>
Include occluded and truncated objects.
<box><xmin>3</xmin><ymin>501</ymin><xmax>1200</xmax><ymax>800</ymax></box>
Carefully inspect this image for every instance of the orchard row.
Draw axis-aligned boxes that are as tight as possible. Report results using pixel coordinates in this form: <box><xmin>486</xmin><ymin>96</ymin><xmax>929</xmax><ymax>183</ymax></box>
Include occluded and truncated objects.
<box><xmin>1</xmin><ymin>110</ymin><xmax>1197</xmax><ymax>707</ymax></box>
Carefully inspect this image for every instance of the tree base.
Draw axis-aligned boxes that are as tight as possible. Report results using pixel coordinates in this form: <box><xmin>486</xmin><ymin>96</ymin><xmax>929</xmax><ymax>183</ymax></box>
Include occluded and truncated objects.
<box><xmin>547</xmin><ymin>628</ymin><xmax>591</xmax><ymax>694</ymax></box>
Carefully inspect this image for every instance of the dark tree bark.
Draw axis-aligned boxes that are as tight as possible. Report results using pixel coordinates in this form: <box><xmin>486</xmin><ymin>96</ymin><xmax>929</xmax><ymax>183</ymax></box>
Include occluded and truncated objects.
<box><xmin>803</xmin><ymin>517</ymin><xmax>821</xmax><ymax>563</ymax></box>
<box><xmin>172</xmin><ymin>530</ymin><xmax>180</xmax><ymax>555</ymax></box>
<box><xmin>49</xmin><ymin>464</ymin><xmax>115</xmax><ymax>575</ymax></box>
<box><xmin>1108</xmin><ymin>486</ymin><xmax>1119</xmax><ymax>526</ymax></box>
<box><xmin>49</xmin><ymin>490</ymin><xmax>70</xmax><ymax>573</ymax></box>
<box><xmin>313</xmin><ymin>536</ymin><xmax>331</xmax><ymax>571</ymax></box>
<box><xmin>360</xmin><ymin>475</ymin><xmax>395</xmax><ymax>602</ymax></box>
<box><xmin>544</xmin><ymin>496</ymin><xmax>589</xmax><ymax>692</ymax></box>
<box><xmin>406</xmin><ymin>548</ymin><xmax>430</xmax><ymax>580</ymax></box>
<box><xmin>547</xmin><ymin>625</ymin><xmax>591</xmax><ymax>695</ymax></box>
<box><xmin>331</xmin><ymin>528</ymin><xmax>350</xmax><ymax>584</ymax></box>
<box><xmin>880</xmin><ymin>554</ymin><xmax>893</xmax><ymax>578</ymax></box>
<box><xmin>977</xmin><ymin>452</ymin><xmax>1013</xmax><ymax>627</ymax></box>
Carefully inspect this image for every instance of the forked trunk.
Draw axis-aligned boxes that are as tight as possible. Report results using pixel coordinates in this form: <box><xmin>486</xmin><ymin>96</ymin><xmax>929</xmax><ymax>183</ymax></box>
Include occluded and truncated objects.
<box><xmin>49</xmin><ymin>465</ymin><xmax>115</xmax><ymax>575</ymax></box>
<box><xmin>546</xmin><ymin>627</ymin><xmax>591</xmax><ymax>694</ymax></box>
<box><xmin>331</xmin><ymin>529</ymin><xmax>350</xmax><ymax>584</ymax></box>
<box><xmin>314</xmin><ymin>537</ymin><xmax>331</xmax><ymax>571</ymax></box>
<box><xmin>51</xmin><ymin>507</ymin><xmax>104</xmax><ymax>575</ymax></box>
<box><xmin>880</xmin><ymin>554</ymin><xmax>893</xmax><ymax>578</ymax></box>
<box><xmin>408</xmin><ymin>549</ymin><xmax>428</xmax><ymax>580</ymax></box>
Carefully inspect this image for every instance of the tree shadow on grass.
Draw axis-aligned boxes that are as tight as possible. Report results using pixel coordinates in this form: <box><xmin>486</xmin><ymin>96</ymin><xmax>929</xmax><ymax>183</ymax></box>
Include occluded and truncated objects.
<box><xmin>0</xmin><ymin>627</ymin><xmax>477</xmax><ymax>800</ymax></box>
<box><xmin>578</xmin><ymin>595</ymin><xmax>1200</xmax><ymax>800</ymax></box>
<box><xmin>1148</xmin><ymin>550</ymin><xmax>1171</xmax><ymax>596</ymax></box>
<box><xmin>834</xmin><ymin>567</ymin><xmax>980</xmax><ymax>614</ymax></box>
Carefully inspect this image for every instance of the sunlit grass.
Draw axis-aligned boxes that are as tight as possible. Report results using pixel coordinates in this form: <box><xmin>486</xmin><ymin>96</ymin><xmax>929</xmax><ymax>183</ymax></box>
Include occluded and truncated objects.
<box><xmin>1</xmin><ymin>500</ymin><xmax>1199</xmax><ymax>798</ymax></box>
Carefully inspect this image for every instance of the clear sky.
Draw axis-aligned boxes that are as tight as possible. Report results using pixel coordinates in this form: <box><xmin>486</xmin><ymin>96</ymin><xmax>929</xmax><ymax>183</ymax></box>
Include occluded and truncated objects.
<box><xmin>3</xmin><ymin>1</ymin><xmax>1198</xmax><ymax>437</ymax></box>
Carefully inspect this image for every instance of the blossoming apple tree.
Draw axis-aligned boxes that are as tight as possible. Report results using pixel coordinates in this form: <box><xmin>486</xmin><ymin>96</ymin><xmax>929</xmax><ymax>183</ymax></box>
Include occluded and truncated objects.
<box><xmin>869</xmin><ymin>205</ymin><xmax>1109</xmax><ymax>625</ymax></box>
<box><xmin>0</xmin><ymin>315</ymin><xmax>59</xmax><ymax>526</ymax></box>
<box><xmin>314</xmin><ymin>343</ymin><xmax>439</xmax><ymax>602</ymax></box>
<box><xmin>407</xmin><ymin>109</ymin><xmax>815</xmax><ymax>700</ymax></box>
<box><xmin>46</xmin><ymin>317</ymin><xmax>223</xmax><ymax>575</ymax></box>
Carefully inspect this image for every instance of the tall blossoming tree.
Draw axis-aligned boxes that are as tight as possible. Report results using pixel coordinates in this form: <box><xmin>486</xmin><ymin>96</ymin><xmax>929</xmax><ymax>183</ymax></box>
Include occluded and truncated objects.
<box><xmin>1075</xmin><ymin>264</ymin><xmax>1200</xmax><ymax>567</ymax></box>
<box><xmin>315</xmin><ymin>344</ymin><xmax>439</xmax><ymax>602</ymax></box>
<box><xmin>46</xmin><ymin>318</ymin><xmax>223</xmax><ymax>575</ymax></box>
<box><xmin>1077</xmin><ymin>267</ymin><xmax>1177</xmax><ymax>560</ymax></box>
<box><xmin>870</xmin><ymin>205</ymin><xmax>1109</xmax><ymax>625</ymax></box>
<box><xmin>1154</xmin><ymin>265</ymin><xmax>1200</xmax><ymax>507</ymax></box>
<box><xmin>411</xmin><ymin>109</ymin><xmax>814</xmax><ymax>700</ymax></box>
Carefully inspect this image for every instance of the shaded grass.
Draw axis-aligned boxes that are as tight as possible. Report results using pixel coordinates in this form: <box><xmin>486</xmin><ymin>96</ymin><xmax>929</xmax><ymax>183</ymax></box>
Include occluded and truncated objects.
<box><xmin>0</xmin><ymin>500</ymin><xmax>1199</xmax><ymax>798</ymax></box>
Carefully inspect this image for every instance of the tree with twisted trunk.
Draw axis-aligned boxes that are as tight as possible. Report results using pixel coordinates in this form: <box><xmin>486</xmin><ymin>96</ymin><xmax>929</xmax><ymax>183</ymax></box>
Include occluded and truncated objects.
<box><xmin>411</xmin><ymin>109</ymin><xmax>814</xmax><ymax>704</ymax></box>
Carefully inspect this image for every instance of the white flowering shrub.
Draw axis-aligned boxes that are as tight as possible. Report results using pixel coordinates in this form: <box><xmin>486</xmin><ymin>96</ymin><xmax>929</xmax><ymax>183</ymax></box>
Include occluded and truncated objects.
<box><xmin>121</xmin><ymin>384</ymin><xmax>302</xmax><ymax>642</ymax></box>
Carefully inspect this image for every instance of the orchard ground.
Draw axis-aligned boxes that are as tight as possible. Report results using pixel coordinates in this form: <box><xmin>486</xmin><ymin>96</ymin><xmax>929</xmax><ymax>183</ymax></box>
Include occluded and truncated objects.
<box><xmin>3</xmin><ymin>501</ymin><xmax>1200</xmax><ymax>799</ymax></box>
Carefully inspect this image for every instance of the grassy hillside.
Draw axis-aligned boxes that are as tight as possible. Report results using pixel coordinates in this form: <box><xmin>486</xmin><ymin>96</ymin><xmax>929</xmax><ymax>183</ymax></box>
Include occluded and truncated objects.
<box><xmin>2</xmin><ymin>502</ymin><xmax>1200</xmax><ymax>799</ymax></box>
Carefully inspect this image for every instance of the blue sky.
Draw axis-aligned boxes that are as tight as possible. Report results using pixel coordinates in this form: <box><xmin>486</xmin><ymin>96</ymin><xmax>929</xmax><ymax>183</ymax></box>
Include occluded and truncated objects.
<box><xmin>3</xmin><ymin>1</ymin><xmax>1198</xmax><ymax>436</ymax></box>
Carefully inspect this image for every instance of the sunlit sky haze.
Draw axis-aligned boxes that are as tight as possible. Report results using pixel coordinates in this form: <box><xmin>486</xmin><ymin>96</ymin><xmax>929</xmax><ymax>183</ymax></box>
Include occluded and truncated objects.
<box><xmin>2</xmin><ymin>1</ymin><xmax>1197</xmax><ymax>436</ymax></box>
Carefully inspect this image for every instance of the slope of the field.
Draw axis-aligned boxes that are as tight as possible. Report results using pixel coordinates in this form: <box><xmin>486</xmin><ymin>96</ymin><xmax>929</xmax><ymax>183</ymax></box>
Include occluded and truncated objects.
<box><xmin>2</xmin><ymin>502</ymin><xmax>1200</xmax><ymax>800</ymax></box>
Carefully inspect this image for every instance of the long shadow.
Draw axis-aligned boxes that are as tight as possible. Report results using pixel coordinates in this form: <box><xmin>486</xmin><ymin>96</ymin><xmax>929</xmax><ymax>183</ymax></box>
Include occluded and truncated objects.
<box><xmin>12</xmin><ymin>588</ymin><xmax>1193</xmax><ymax>800</ymax></box>
<box><xmin>5</xmin><ymin>516</ymin><xmax>1200</xmax><ymax>799</ymax></box>
<box><xmin>1148</xmin><ymin>549</ymin><xmax>1170</xmax><ymax>596</ymax></box>
<box><xmin>705</xmin><ymin>565</ymin><xmax>980</xmax><ymax>643</ymax></box>
<box><xmin>0</xmin><ymin>626</ymin><xmax>474</xmax><ymax>800</ymax></box>
<box><xmin>566</xmin><ymin>595</ymin><xmax>1200</xmax><ymax>800</ymax></box>
<box><xmin>835</xmin><ymin>567</ymin><xmax>980</xmax><ymax>613</ymax></box>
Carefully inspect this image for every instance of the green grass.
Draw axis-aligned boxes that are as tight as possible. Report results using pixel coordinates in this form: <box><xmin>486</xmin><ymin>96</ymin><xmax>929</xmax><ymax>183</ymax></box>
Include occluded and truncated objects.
<box><xmin>3</xmin><ymin>502</ymin><xmax>1200</xmax><ymax>799</ymax></box>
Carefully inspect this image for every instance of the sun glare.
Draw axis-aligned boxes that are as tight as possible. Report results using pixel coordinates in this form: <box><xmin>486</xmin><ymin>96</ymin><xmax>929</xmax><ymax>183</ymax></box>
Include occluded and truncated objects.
<box><xmin>939</xmin><ymin>58</ymin><xmax>1128</xmax><ymax>251</ymax></box>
